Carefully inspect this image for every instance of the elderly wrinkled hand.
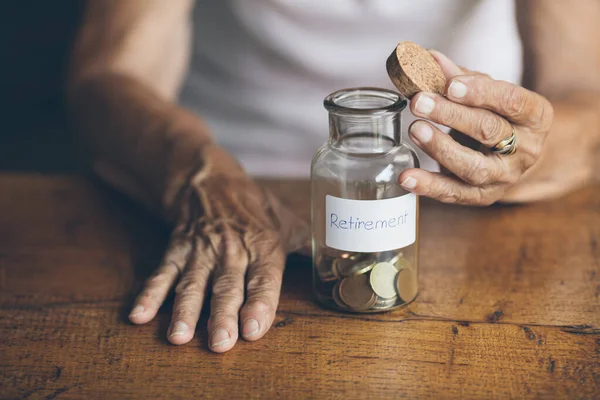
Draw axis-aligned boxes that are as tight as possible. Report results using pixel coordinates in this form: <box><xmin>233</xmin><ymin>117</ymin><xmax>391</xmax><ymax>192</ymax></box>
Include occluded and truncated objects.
<box><xmin>128</xmin><ymin>147</ymin><xmax>309</xmax><ymax>353</ymax></box>
<box><xmin>399</xmin><ymin>51</ymin><xmax>554</xmax><ymax>205</ymax></box>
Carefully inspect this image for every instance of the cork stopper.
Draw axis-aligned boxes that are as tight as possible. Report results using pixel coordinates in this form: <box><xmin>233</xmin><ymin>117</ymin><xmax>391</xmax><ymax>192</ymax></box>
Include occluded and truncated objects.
<box><xmin>386</xmin><ymin>41</ymin><xmax>446</xmax><ymax>98</ymax></box>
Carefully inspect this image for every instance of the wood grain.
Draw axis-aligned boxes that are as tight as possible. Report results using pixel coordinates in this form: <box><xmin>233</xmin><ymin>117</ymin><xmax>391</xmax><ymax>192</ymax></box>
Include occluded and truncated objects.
<box><xmin>1</xmin><ymin>174</ymin><xmax>599</xmax><ymax>399</ymax></box>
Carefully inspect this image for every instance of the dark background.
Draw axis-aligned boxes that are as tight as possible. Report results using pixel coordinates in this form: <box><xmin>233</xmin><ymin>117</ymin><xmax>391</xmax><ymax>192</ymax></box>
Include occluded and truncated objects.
<box><xmin>0</xmin><ymin>1</ymin><xmax>84</xmax><ymax>172</ymax></box>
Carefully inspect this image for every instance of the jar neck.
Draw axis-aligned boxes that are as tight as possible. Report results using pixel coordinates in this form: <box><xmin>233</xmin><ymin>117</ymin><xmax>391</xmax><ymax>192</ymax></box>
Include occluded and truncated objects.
<box><xmin>324</xmin><ymin>88</ymin><xmax>406</xmax><ymax>152</ymax></box>
<box><xmin>328</xmin><ymin>113</ymin><xmax>401</xmax><ymax>147</ymax></box>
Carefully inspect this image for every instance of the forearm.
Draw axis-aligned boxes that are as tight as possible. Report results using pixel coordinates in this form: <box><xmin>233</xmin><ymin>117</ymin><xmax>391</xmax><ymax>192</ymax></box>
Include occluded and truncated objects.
<box><xmin>68</xmin><ymin>72</ymin><xmax>245</xmax><ymax>221</ymax></box>
<box><xmin>503</xmin><ymin>91</ymin><xmax>600</xmax><ymax>202</ymax></box>
<box><xmin>508</xmin><ymin>0</ymin><xmax>600</xmax><ymax>202</ymax></box>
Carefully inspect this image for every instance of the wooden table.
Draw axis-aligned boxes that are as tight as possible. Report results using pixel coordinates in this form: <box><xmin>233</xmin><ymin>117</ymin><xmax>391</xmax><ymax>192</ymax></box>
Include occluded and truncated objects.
<box><xmin>0</xmin><ymin>173</ymin><xmax>598</xmax><ymax>399</ymax></box>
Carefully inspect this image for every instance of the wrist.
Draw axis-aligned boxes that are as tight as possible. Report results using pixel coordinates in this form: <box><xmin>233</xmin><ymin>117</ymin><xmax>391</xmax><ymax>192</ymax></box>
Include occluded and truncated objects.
<box><xmin>161</xmin><ymin>137</ymin><xmax>248</xmax><ymax>222</ymax></box>
<box><xmin>501</xmin><ymin>92</ymin><xmax>600</xmax><ymax>203</ymax></box>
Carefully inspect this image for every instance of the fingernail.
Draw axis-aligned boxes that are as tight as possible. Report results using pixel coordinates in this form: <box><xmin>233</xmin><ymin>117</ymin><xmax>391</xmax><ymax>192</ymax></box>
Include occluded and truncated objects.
<box><xmin>448</xmin><ymin>80</ymin><xmax>468</xmax><ymax>99</ymax></box>
<box><xmin>410</xmin><ymin>122</ymin><xmax>433</xmax><ymax>143</ymax></box>
<box><xmin>129</xmin><ymin>305</ymin><xmax>145</xmax><ymax>318</ymax></box>
<box><xmin>242</xmin><ymin>318</ymin><xmax>260</xmax><ymax>338</ymax></box>
<box><xmin>211</xmin><ymin>329</ymin><xmax>231</xmax><ymax>348</ymax></box>
<box><xmin>169</xmin><ymin>321</ymin><xmax>188</xmax><ymax>337</ymax></box>
<box><xmin>414</xmin><ymin>94</ymin><xmax>435</xmax><ymax>116</ymax></box>
<box><xmin>401</xmin><ymin>177</ymin><xmax>418</xmax><ymax>190</ymax></box>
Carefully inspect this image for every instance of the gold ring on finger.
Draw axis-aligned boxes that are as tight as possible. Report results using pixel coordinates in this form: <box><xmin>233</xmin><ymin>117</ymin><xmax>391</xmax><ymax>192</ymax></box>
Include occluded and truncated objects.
<box><xmin>491</xmin><ymin>127</ymin><xmax>517</xmax><ymax>156</ymax></box>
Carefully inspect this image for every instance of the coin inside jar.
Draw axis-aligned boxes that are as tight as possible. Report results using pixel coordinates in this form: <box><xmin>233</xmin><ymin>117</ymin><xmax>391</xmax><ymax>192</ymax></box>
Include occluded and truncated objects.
<box><xmin>395</xmin><ymin>256</ymin><xmax>411</xmax><ymax>272</ymax></box>
<box><xmin>317</xmin><ymin>266</ymin><xmax>339</xmax><ymax>282</ymax></box>
<box><xmin>339</xmin><ymin>274</ymin><xmax>377</xmax><ymax>310</ymax></box>
<box><xmin>396</xmin><ymin>267</ymin><xmax>418</xmax><ymax>303</ymax></box>
<box><xmin>372</xmin><ymin>296</ymin><xmax>398</xmax><ymax>310</ymax></box>
<box><xmin>369</xmin><ymin>262</ymin><xmax>399</xmax><ymax>299</ymax></box>
<box><xmin>332</xmin><ymin>282</ymin><xmax>347</xmax><ymax>309</ymax></box>
<box><xmin>387</xmin><ymin>252</ymin><xmax>403</xmax><ymax>267</ymax></box>
<box><xmin>315</xmin><ymin>254</ymin><xmax>340</xmax><ymax>282</ymax></box>
<box><xmin>335</xmin><ymin>257</ymin><xmax>375</xmax><ymax>277</ymax></box>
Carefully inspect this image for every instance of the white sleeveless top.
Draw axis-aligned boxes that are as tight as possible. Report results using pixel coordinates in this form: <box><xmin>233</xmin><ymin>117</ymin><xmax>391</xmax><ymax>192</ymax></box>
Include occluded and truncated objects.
<box><xmin>180</xmin><ymin>0</ymin><xmax>523</xmax><ymax>177</ymax></box>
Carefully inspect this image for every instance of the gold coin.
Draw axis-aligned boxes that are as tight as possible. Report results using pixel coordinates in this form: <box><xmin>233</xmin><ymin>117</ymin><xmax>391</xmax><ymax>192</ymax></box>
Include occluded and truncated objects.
<box><xmin>369</xmin><ymin>262</ymin><xmax>399</xmax><ymax>299</ymax></box>
<box><xmin>332</xmin><ymin>282</ymin><xmax>347</xmax><ymax>309</ymax></box>
<box><xmin>396</xmin><ymin>268</ymin><xmax>418</xmax><ymax>303</ymax></box>
<box><xmin>339</xmin><ymin>274</ymin><xmax>377</xmax><ymax>310</ymax></box>
<box><xmin>316</xmin><ymin>254</ymin><xmax>340</xmax><ymax>282</ymax></box>
<box><xmin>387</xmin><ymin>252</ymin><xmax>403</xmax><ymax>267</ymax></box>
<box><xmin>335</xmin><ymin>257</ymin><xmax>375</xmax><ymax>277</ymax></box>
<box><xmin>395</xmin><ymin>256</ymin><xmax>411</xmax><ymax>272</ymax></box>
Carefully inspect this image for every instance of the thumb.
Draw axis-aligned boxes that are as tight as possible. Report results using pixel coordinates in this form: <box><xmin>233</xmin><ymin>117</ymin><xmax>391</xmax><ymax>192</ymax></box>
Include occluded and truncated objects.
<box><xmin>263</xmin><ymin>189</ymin><xmax>311</xmax><ymax>255</ymax></box>
<box><xmin>429</xmin><ymin>50</ymin><xmax>491</xmax><ymax>80</ymax></box>
<box><xmin>428</xmin><ymin>50</ymin><xmax>464</xmax><ymax>78</ymax></box>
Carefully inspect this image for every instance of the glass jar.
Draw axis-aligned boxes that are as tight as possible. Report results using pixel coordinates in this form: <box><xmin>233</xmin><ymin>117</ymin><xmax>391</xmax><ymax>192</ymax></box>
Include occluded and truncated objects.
<box><xmin>311</xmin><ymin>88</ymin><xmax>420</xmax><ymax>313</ymax></box>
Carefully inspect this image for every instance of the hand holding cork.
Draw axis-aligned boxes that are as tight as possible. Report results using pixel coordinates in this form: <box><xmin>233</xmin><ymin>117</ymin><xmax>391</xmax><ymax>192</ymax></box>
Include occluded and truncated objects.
<box><xmin>386</xmin><ymin>41</ymin><xmax>554</xmax><ymax>206</ymax></box>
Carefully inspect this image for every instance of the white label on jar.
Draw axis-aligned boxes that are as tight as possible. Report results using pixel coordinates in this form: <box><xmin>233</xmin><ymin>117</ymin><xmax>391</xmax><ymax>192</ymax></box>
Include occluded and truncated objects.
<box><xmin>325</xmin><ymin>193</ymin><xmax>417</xmax><ymax>252</ymax></box>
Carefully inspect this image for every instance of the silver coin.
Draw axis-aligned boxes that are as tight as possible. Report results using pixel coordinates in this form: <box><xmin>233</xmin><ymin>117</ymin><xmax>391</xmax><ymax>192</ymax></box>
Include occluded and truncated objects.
<box><xmin>369</xmin><ymin>262</ymin><xmax>399</xmax><ymax>299</ymax></box>
<box><xmin>371</xmin><ymin>296</ymin><xmax>399</xmax><ymax>310</ymax></box>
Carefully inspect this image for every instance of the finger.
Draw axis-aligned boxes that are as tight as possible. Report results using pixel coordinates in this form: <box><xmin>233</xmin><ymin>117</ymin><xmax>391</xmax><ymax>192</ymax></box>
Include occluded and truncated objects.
<box><xmin>408</xmin><ymin>120</ymin><xmax>512</xmax><ymax>186</ymax></box>
<box><xmin>429</xmin><ymin>50</ymin><xmax>490</xmax><ymax>79</ymax></box>
<box><xmin>445</xmin><ymin>74</ymin><xmax>554</xmax><ymax>129</ymax></box>
<box><xmin>207</xmin><ymin>231</ymin><xmax>248</xmax><ymax>353</ymax></box>
<box><xmin>398</xmin><ymin>168</ymin><xmax>501</xmax><ymax>206</ymax></box>
<box><xmin>167</xmin><ymin>237</ymin><xmax>215</xmax><ymax>345</ymax></box>
<box><xmin>239</xmin><ymin>235</ymin><xmax>285</xmax><ymax>342</ymax></box>
<box><xmin>411</xmin><ymin>92</ymin><xmax>513</xmax><ymax>148</ymax></box>
<box><xmin>428</xmin><ymin>49</ymin><xmax>464</xmax><ymax>78</ymax></box>
<box><xmin>129</xmin><ymin>236</ymin><xmax>191</xmax><ymax>325</ymax></box>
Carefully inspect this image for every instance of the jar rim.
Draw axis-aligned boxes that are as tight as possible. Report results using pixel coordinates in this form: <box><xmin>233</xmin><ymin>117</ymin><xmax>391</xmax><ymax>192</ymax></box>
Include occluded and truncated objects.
<box><xmin>324</xmin><ymin>87</ymin><xmax>407</xmax><ymax>115</ymax></box>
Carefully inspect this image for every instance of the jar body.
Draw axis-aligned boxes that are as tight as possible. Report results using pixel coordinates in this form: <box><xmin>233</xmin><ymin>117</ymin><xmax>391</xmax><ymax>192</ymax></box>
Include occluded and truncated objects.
<box><xmin>311</xmin><ymin>88</ymin><xmax>420</xmax><ymax>313</ymax></box>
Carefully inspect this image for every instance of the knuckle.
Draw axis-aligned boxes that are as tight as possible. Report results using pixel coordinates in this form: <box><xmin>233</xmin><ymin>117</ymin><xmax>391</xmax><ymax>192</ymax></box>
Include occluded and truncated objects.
<box><xmin>503</xmin><ymin>86</ymin><xmax>526</xmax><ymax>116</ymax></box>
<box><xmin>172</xmin><ymin>306</ymin><xmax>196</xmax><ymax>320</ymax></box>
<box><xmin>481</xmin><ymin>186</ymin><xmax>503</xmax><ymax>206</ymax></box>
<box><xmin>223</xmin><ymin>235</ymin><xmax>248</xmax><ymax>260</ymax></box>
<box><xmin>479</xmin><ymin>116</ymin><xmax>505</xmax><ymax>143</ymax></box>
<box><xmin>438</xmin><ymin>103</ymin><xmax>461</xmax><ymax>126</ymax></box>
<box><xmin>463</xmin><ymin>158</ymin><xmax>494</xmax><ymax>186</ymax></box>
<box><xmin>497</xmin><ymin>167</ymin><xmax>520</xmax><ymax>185</ymax></box>
<box><xmin>434</xmin><ymin>181</ymin><xmax>462</xmax><ymax>204</ymax></box>
<box><xmin>538</xmin><ymin>98</ymin><xmax>554</xmax><ymax>130</ymax></box>
<box><xmin>478</xmin><ymin>192</ymin><xmax>496</xmax><ymax>206</ymax></box>
<box><xmin>163</xmin><ymin>260</ymin><xmax>185</xmax><ymax>274</ymax></box>
<box><xmin>211</xmin><ymin>274</ymin><xmax>244</xmax><ymax>298</ymax></box>
<box><xmin>175</xmin><ymin>278</ymin><xmax>204</xmax><ymax>296</ymax></box>
<box><xmin>437</xmin><ymin>140</ymin><xmax>454</xmax><ymax>162</ymax></box>
<box><xmin>208</xmin><ymin>310</ymin><xmax>237</xmax><ymax>326</ymax></box>
<box><xmin>138</xmin><ymin>290</ymin><xmax>158</xmax><ymax>303</ymax></box>
<box><xmin>247</xmin><ymin>273</ymin><xmax>282</xmax><ymax>293</ymax></box>
<box><xmin>253</xmin><ymin>232</ymin><xmax>282</xmax><ymax>250</ymax></box>
<box><xmin>243</xmin><ymin>300</ymin><xmax>272</xmax><ymax>316</ymax></box>
<box><xmin>470</xmin><ymin>75</ymin><xmax>490</xmax><ymax>102</ymax></box>
<box><xmin>147</xmin><ymin>273</ymin><xmax>170</xmax><ymax>287</ymax></box>
<box><xmin>439</xmin><ymin>192</ymin><xmax>462</xmax><ymax>204</ymax></box>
